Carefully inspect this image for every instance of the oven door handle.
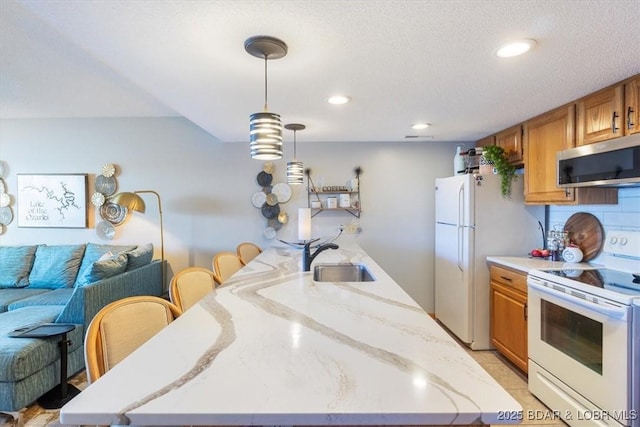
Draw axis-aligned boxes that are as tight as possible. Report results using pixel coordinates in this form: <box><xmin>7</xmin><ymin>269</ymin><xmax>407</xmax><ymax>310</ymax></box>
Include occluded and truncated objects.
<box><xmin>528</xmin><ymin>281</ymin><xmax>628</xmax><ymax>320</ymax></box>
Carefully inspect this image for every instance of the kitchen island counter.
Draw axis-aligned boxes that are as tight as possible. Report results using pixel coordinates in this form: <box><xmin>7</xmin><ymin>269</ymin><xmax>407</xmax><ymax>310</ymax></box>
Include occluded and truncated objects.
<box><xmin>61</xmin><ymin>243</ymin><xmax>520</xmax><ymax>426</ymax></box>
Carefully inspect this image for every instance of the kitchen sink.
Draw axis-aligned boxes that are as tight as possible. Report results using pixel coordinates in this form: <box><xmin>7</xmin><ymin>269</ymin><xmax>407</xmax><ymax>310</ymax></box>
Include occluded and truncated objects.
<box><xmin>313</xmin><ymin>263</ymin><xmax>375</xmax><ymax>282</ymax></box>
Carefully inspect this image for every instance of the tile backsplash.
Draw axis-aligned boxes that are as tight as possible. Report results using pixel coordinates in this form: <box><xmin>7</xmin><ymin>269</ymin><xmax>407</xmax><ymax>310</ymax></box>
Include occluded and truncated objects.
<box><xmin>548</xmin><ymin>187</ymin><xmax>640</xmax><ymax>233</ymax></box>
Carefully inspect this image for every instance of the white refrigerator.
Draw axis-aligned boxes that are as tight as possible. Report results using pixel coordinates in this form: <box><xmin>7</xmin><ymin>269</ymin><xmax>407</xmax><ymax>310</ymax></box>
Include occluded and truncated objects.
<box><xmin>434</xmin><ymin>173</ymin><xmax>543</xmax><ymax>350</ymax></box>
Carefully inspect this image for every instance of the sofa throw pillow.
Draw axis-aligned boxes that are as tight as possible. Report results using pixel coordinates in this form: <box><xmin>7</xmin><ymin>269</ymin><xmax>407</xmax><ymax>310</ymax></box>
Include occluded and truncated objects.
<box><xmin>126</xmin><ymin>243</ymin><xmax>154</xmax><ymax>271</ymax></box>
<box><xmin>76</xmin><ymin>243</ymin><xmax>137</xmax><ymax>285</ymax></box>
<box><xmin>0</xmin><ymin>246</ymin><xmax>38</xmax><ymax>288</ymax></box>
<box><xmin>28</xmin><ymin>244</ymin><xmax>86</xmax><ymax>289</ymax></box>
<box><xmin>75</xmin><ymin>252</ymin><xmax>128</xmax><ymax>286</ymax></box>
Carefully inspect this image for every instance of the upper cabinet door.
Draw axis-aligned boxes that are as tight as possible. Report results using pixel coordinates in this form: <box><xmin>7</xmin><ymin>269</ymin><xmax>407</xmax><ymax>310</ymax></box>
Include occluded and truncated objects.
<box><xmin>524</xmin><ymin>104</ymin><xmax>618</xmax><ymax>206</ymax></box>
<box><xmin>475</xmin><ymin>135</ymin><xmax>495</xmax><ymax>148</ymax></box>
<box><xmin>625</xmin><ymin>77</ymin><xmax>640</xmax><ymax>135</ymax></box>
<box><xmin>576</xmin><ymin>84</ymin><xmax>624</xmax><ymax>145</ymax></box>
<box><xmin>524</xmin><ymin>105</ymin><xmax>576</xmax><ymax>204</ymax></box>
<box><xmin>495</xmin><ymin>124</ymin><xmax>523</xmax><ymax>165</ymax></box>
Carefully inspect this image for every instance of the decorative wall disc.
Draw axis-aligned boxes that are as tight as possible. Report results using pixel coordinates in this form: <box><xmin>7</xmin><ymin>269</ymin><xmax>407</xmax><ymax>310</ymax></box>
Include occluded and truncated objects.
<box><xmin>0</xmin><ymin>193</ymin><xmax>9</xmax><ymax>208</ymax></box>
<box><xmin>263</xmin><ymin>226</ymin><xmax>276</xmax><ymax>239</ymax></box>
<box><xmin>251</xmin><ymin>191</ymin><xmax>266</xmax><ymax>208</ymax></box>
<box><xmin>263</xmin><ymin>162</ymin><xmax>275</xmax><ymax>174</ymax></box>
<box><xmin>95</xmin><ymin>175</ymin><xmax>117</xmax><ymax>196</ymax></box>
<box><xmin>265</xmin><ymin>193</ymin><xmax>278</xmax><ymax>206</ymax></box>
<box><xmin>261</xmin><ymin>202</ymin><xmax>280</xmax><ymax>219</ymax></box>
<box><xmin>100</xmin><ymin>202</ymin><xmax>127</xmax><ymax>225</ymax></box>
<box><xmin>101</xmin><ymin>163</ymin><xmax>116</xmax><ymax>177</ymax></box>
<box><xmin>277</xmin><ymin>212</ymin><xmax>289</xmax><ymax>224</ymax></box>
<box><xmin>96</xmin><ymin>220</ymin><xmax>116</xmax><ymax>240</ymax></box>
<box><xmin>256</xmin><ymin>171</ymin><xmax>273</xmax><ymax>187</ymax></box>
<box><xmin>272</xmin><ymin>183</ymin><xmax>292</xmax><ymax>203</ymax></box>
<box><xmin>0</xmin><ymin>206</ymin><xmax>13</xmax><ymax>225</ymax></box>
<box><xmin>91</xmin><ymin>192</ymin><xmax>106</xmax><ymax>207</ymax></box>
<box><xmin>268</xmin><ymin>218</ymin><xmax>283</xmax><ymax>230</ymax></box>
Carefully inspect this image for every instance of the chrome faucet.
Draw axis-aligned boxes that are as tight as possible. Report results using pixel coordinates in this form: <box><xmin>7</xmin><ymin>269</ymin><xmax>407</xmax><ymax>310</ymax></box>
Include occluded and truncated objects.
<box><xmin>302</xmin><ymin>240</ymin><xmax>339</xmax><ymax>271</ymax></box>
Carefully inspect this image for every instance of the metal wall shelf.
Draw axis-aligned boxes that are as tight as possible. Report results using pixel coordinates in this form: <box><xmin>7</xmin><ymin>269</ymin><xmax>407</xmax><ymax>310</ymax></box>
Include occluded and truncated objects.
<box><xmin>307</xmin><ymin>176</ymin><xmax>361</xmax><ymax>218</ymax></box>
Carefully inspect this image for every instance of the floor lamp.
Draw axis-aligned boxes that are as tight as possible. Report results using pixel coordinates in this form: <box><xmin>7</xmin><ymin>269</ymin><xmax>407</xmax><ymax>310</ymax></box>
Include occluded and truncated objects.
<box><xmin>111</xmin><ymin>190</ymin><xmax>165</xmax><ymax>291</ymax></box>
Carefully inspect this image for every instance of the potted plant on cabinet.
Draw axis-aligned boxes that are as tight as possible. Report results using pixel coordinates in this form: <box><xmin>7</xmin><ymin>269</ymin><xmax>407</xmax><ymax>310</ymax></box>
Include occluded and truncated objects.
<box><xmin>481</xmin><ymin>145</ymin><xmax>516</xmax><ymax>198</ymax></box>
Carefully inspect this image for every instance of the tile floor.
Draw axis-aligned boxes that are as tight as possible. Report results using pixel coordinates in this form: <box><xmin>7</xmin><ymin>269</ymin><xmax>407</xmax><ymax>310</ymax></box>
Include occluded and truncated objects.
<box><xmin>461</xmin><ymin>347</ymin><xmax>567</xmax><ymax>427</ymax></box>
<box><xmin>0</xmin><ymin>371</ymin><xmax>87</xmax><ymax>427</ymax></box>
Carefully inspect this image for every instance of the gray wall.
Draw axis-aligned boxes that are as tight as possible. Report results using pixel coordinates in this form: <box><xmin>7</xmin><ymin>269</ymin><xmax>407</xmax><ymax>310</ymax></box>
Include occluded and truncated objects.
<box><xmin>0</xmin><ymin>117</ymin><xmax>461</xmax><ymax>311</ymax></box>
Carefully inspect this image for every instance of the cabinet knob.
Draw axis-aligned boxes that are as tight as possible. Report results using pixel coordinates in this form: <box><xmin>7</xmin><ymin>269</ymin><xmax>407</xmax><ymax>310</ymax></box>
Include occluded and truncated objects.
<box><xmin>628</xmin><ymin>106</ymin><xmax>635</xmax><ymax>130</ymax></box>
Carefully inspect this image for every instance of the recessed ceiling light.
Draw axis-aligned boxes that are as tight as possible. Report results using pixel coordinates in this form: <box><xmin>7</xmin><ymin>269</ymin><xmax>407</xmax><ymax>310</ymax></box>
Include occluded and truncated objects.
<box><xmin>328</xmin><ymin>95</ymin><xmax>351</xmax><ymax>105</ymax></box>
<box><xmin>495</xmin><ymin>39</ymin><xmax>536</xmax><ymax>58</ymax></box>
<box><xmin>411</xmin><ymin>123</ymin><xmax>431</xmax><ymax>130</ymax></box>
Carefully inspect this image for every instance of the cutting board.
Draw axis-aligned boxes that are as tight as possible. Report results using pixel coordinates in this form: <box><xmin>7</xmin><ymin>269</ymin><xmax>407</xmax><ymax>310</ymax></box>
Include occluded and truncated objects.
<box><xmin>563</xmin><ymin>212</ymin><xmax>604</xmax><ymax>262</ymax></box>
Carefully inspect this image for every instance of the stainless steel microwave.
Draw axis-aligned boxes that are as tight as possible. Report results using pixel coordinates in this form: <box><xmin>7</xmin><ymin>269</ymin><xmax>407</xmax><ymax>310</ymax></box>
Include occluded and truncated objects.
<box><xmin>557</xmin><ymin>133</ymin><xmax>640</xmax><ymax>187</ymax></box>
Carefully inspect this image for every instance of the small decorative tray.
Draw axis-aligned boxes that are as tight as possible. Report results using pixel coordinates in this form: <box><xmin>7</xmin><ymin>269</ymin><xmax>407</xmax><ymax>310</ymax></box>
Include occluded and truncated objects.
<box><xmin>8</xmin><ymin>323</ymin><xmax>75</xmax><ymax>338</ymax></box>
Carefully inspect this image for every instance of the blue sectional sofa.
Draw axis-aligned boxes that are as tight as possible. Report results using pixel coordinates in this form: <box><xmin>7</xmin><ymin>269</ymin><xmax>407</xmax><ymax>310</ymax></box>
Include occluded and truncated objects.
<box><xmin>0</xmin><ymin>243</ymin><xmax>163</xmax><ymax>412</ymax></box>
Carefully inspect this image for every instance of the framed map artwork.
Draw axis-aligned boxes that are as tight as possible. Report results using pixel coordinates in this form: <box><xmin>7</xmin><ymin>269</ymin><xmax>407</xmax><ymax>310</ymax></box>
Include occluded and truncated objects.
<box><xmin>17</xmin><ymin>174</ymin><xmax>88</xmax><ymax>228</ymax></box>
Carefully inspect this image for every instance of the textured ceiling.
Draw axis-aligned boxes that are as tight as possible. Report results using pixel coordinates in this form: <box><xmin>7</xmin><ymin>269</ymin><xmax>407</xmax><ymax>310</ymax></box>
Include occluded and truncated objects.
<box><xmin>1</xmin><ymin>0</ymin><xmax>639</xmax><ymax>144</ymax></box>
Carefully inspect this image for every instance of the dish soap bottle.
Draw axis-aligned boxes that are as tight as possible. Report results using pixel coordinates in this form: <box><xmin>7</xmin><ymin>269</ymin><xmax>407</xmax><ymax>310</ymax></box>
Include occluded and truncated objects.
<box><xmin>454</xmin><ymin>145</ymin><xmax>465</xmax><ymax>175</ymax></box>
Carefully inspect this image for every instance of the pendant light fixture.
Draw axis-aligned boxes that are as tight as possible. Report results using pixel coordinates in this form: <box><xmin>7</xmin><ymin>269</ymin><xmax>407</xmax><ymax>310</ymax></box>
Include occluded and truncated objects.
<box><xmin>285</xmin><ymin>123</ymin><xmax>305</xmax><ymax>185</ymax></box>
<box><xmin>245</xmin><ymin>36</ymin><xmax>288</xmax><ymax>160</ymax></box>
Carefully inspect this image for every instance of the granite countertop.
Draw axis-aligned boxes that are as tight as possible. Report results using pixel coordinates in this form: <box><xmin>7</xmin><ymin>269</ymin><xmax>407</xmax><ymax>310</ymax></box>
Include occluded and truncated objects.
<box><xmin>61</xmin><ymin>243</ymin><xmax>521</xmax><ymax>426</ymax></box>
<box><xmin>486</xmin><ymin>255</ymin><xmax>600</xmax><ymax>273</ymax></box>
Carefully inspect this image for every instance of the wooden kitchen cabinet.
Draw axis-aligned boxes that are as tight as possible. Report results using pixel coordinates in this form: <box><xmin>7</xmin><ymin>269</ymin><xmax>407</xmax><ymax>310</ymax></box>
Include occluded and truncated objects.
<box><xmin>475</xmin><ymin>135</ymin><xmax>495</xmax><ymax>148</ymax></box>
<box><xmin>490</xmin><ymin>264</ymin><xmax>528</xmax><ymax>374</ymax></box>
<box><xmin>625</xmin><ymin>76</ymin><xmax>640</xmax><ymax>135</ymax></box>
<box><xmin>523</xmin><ymin>104</ymin><xmax>617</xmax><ymax>205</ymax></box>
<box><xmin>576</xmin><ymin>84</ymin><xmax>625</xmax><ymax>145</ymax></box>
<box><xmin>495</xmin><ymin>124</ymin><xmax>523</xmax><ymax>165</ymax></box>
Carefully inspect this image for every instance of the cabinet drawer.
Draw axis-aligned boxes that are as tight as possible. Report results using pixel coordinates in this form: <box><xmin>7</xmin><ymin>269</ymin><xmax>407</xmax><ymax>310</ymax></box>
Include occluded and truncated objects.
<box><xmin>490</xmin><ymin>265</ymin><xmax>527</xmax><ymax>294</ymax></box>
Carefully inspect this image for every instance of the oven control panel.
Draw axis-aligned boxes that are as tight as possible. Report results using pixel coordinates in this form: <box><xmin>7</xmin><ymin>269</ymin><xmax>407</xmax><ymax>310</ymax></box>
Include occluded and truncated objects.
<box><xmin>602</xmin><ymin>229</ymin><xmax>640</xmax><ymax>258</ymax></box>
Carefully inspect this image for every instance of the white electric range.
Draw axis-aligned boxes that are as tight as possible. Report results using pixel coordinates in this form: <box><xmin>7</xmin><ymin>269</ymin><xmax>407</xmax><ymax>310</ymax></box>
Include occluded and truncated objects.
<box><xmin>527</xmin><ymin>229</ymin><xmax>640</xmax><ymax>427</ymax></box>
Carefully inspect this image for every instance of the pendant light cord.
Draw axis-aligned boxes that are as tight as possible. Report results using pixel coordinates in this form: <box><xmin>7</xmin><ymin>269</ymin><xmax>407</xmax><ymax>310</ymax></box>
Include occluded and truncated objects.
<box><xmin>263</xmin><ymin>55</ymin><xmax>269</xmax><ymax>112</ymax></box>
<box><xmin>293</xmin><ymin>130</ymin><xmax>297</xmax><ymax>159</ymax></box>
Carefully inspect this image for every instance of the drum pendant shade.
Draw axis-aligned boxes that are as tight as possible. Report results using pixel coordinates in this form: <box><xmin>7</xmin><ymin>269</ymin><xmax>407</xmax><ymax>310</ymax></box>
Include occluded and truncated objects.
<box><xmin>285</xmin><ymin>123</ymin><xmax>305</xmax><ymax>185</ymax></box>
<box><xmin>287</xmin><ymin>161</ymin><xmax>304</xmax><ymax>184</ymax></box>
<box><xmin>250</xmin><ymin>112</ymin><xmax>283</xmax><ymax>160</ymax></box>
